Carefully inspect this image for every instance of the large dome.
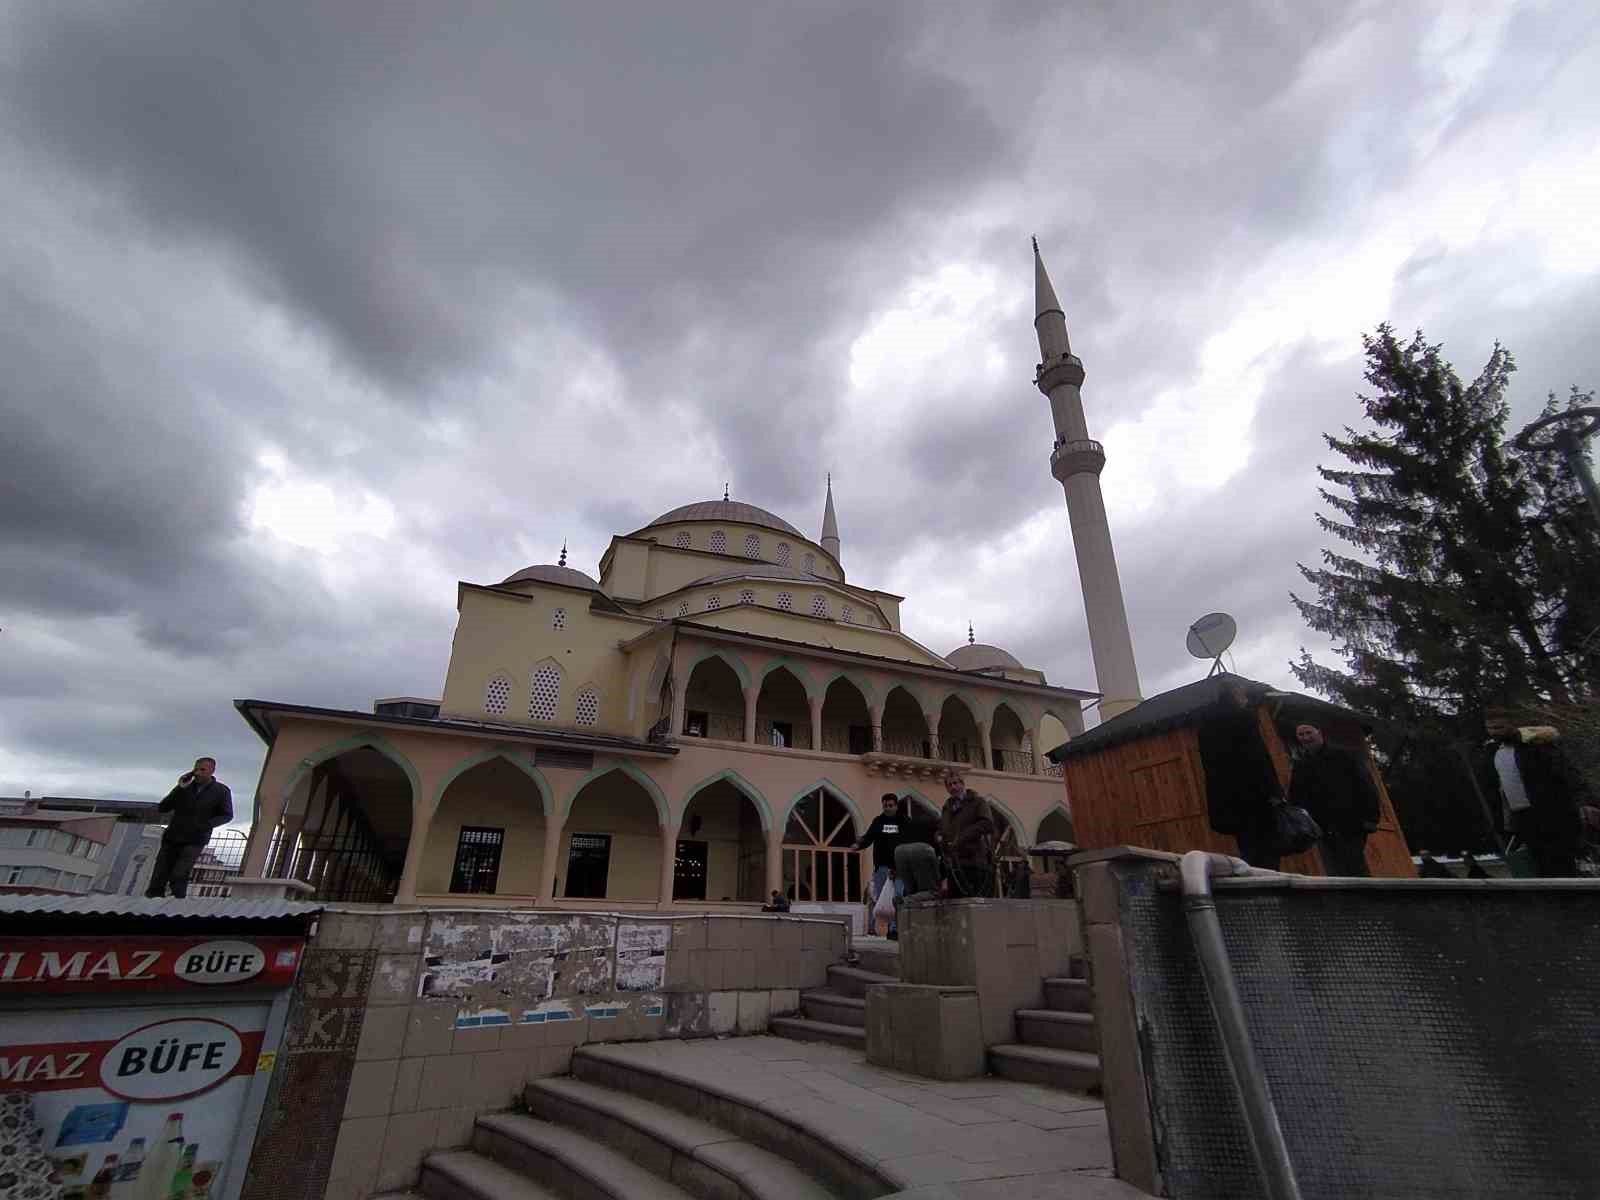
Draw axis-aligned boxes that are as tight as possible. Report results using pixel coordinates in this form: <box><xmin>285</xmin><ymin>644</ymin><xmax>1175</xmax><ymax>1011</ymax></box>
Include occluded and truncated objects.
<box><xmin>687</xmin><ymin>563</ymin><xmax>820</xmax><ymax>587</ymax></box>
<box><xmin>646</xmin><ymin>500</ymin><xmax>802</xmax><ymax>539</ymax></box>
<box><xmin>946</xmin><ymin>643</ymin><xmax>1024</xmax><ymax>671</ymax></box>
<box><xmin>500</xmin><ymin>563</ymin><xmax>599</xmax><ymax>590</ymax></box>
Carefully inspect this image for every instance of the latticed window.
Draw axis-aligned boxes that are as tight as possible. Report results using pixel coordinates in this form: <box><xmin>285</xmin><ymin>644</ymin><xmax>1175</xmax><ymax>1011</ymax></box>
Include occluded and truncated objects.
<box><xmin>674</xmin><ymin>531</ymin><xmax>691</xmax><ymax>548</ymax></box>
<box><xmin>552</xmin><ymin>608</ymin><xmax>566</xmax><ymax>630</ymax></box>
<box><xmin>776</xmin><ymin>542</ymin><xmax>791</xmax><ymax>566</ymax></box>
<box><xmin>707</xmin><ymin>594</ymin><xmax>721</xmax><ymax>610</ymax></box>
<box><xmin>484</xmin><ymin>675</ymin><xmax>511</xmax><ymax>716</ymax></box>
<box><xmin>739</xmin><ymin>589</ymin><xmax>755</xmax><ymax>605</ymax></box>
<box><xmin>743</xmin><ymin>533</ymin><xmax>760</xmax><ymax>558</ymax></box>
<box><xmin>811</xmin><ymin>594</ymin><xmax>828</xmax><ymax>618</ymax></box>
<box><xmin>530</xmin><ymin>664</ymin><xmax>562</xmax><ymax>721</ymax></box>
<box><xmin>678</xmin><ymin>601</ymin><xmax>690</xmax><ymax>617</ymax></box>
<box><xmin>777</xmin><ymin>592</ymin><xmax>793</xmax><ymax>612</ymax></box>
<box><xmin>840</xmin><ymin>605</ymin><xmax>853</xmax><ymax>624</ymax></box>
<box><xmin>709</xmin><ymin>530</ymin><xmax>727</xmax><ymax>554</ymax></box>
<box><xmin>575</xmin><ymin>687</ymin><xmax>600</xmax><ymax>726</ymax></box>
<box><xmin>803</xmin><ymin>553</ymin><xmax>816</xmax><ymax>573</ymax></box>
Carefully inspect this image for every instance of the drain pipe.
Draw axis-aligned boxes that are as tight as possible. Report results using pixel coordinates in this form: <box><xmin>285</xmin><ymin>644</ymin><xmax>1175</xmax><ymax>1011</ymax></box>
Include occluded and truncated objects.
<box><xmin>1180</xmin><ymin>851</ymin><xmax>1302</xmax><ymax>1200</ymax></box>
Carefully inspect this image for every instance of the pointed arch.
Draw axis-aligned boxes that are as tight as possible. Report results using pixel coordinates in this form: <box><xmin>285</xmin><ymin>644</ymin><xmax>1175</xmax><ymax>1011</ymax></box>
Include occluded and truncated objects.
<box><xmin>681</xmin><ymin>769</ymin><xmax>772</xmax><ymax>832</ymax></box>
<box><xmin>758</xmin><ymin>656</ymin><xmax>818</xmax><ymax>700</ymax></box>
<box><xmin>990</xmin><ymin>697</ymin><xmax>1037</xmax><ymax>729</ymax></box>
<box><xmin>891</xmin><ymin>786</ymin><xmax>940</xmax><ymax>819</ymax></box>
<box><xmin>780</xmin><ymin>778</ymin><xmax>864</xmax><ymax>835</ymax></box>
<box><xmin>561</xmin><ymin>761</ymin><xmax>669</xmax><ymax>826</ymax></box>
<box><xmin>1035</xmin><ymin>804</ymin><xmax>1075</xmax><ymax>845</ymax></box>
<box><xmin>432</xmin><ymin>748</ymin><xmax>553</xmax><ymax>817</ymax></box>
<box><xmin>984</xmin><ymin>793</ymin><xmax>1025</xmax><ymax>844</ymax></box>
<box><xmin>819</xmin><ymin>668</ymin><xmax>875</xmax><ymax>708</ymax></box>
<box><xmin>276</xmin><ymin>731</ymin><xmax>421</xmax><ymax>811</ymax></box>
<box><xmin>684</xmin><ymin>647</ymin><xmax>751</xmax><ymax>691</ymax></box>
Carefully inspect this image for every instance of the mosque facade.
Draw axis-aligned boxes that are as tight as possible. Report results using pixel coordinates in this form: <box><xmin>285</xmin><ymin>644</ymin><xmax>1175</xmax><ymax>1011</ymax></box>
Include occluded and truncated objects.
<box><xmin>235</xmin><ymin>246</ymin><xmax>1134</xmax><ymax>911</ymax></box>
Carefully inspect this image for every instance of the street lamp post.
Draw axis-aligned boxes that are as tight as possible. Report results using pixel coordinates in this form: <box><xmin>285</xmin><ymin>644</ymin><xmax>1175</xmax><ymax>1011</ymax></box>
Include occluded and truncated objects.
<box><xmin>1515</xmin><ymin>406</ymin><xmax>1600</xmax><ymax>528</ymax></box>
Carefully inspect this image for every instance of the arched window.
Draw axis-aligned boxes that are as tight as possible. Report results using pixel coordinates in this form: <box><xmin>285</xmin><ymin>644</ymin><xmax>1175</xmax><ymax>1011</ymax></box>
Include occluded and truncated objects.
<box><xmin>674</xmin><ymin>531</ymin><xmax>692</xmax><ymax>548</ymax></box>
<box><xmin>777</xmin><ymin>592</ymin><xmax>793</xmax><ymax>612</ymax></box>
<box><xmin>678</xmin><ymin>601</ymin><xmax>690</xmax><ymax>617</ymax></box>
<box><xmin>739</xmin><ymin>589</ymin><xmax>755</xmax><ymax>605</ymax></box>
<box><xmin>776</xmin><ymin>542</ymin><xmax>791</xmax><ymax>566</ymax></box>
<box><xmin>574</xmin><ymin>686</ymin><xmax>600</xmax><ymax>726</ymax></box>
<box><xmin>803</xmin><ymin>553</ymin><xmax>816</xmax><ymax>573</ymax></box>
<box><xmin>811</xmin><ymin>594</ymin><xmax>828</xmax><ymax>618</ymax></box>
<box><xmin>552</xmin><ymin>608</ymin><xmax>566</xmax><ymax>630</ymax></box>
<box><xmin>743</xmin><ymin>533</ymin><xmax>761</xmax><ymax>558</ymax></box>
<box><xmin>484</xmin><ymin>675</ymin><xmax>511</xmax><ymax>716</ymax></box>
<box><xmin>530</xmin><ymin>663</ymin><xmax>562</xmax><ymax>722</ymax></box>
<box><xmin>840</xmin><ymin>605</ymin><xmax>853</xmax><ymax>624</ymax></box>
<box><xmin>707</xmin><ymin>595</ymin><xmax>722</xmax><ymax>610</ymax></box>
<box><xmin>709</xmin><ymin>530</ymin><xmax>727</xmax><ymax>554</ymax></box>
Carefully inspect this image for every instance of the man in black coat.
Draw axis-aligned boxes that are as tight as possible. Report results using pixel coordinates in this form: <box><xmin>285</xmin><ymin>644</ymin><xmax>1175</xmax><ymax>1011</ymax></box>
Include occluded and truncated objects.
<box><xmin>1287</xmin><ymin>724</ymin><xmax>1380</xmax><ymax>876</ymax></box>
<box><xmin>1484</xmin><ymin>717</ymin><xmax>1587</xmax><ymax>878</ymax></box>
<box><xmin>1197</xmin><ymin>682</ymin><xmax>1284</xmax><ymax>869</ymax></box>
<box><xmin>146</xmin><ymin>756</ymin><xmax>234</xmax><ymax>899</ymax></box>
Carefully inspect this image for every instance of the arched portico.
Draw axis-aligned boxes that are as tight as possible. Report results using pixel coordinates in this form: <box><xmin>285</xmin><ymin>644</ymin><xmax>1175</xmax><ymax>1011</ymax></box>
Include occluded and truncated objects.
<box><xmin>416</xmin><ymin>753</ymin><xmax>550</xmax><ymax>897</ymax></box>
<box><xmin>676</xmin><ymin>774</ymin><xmax>768</xmax><ymax>902</ymax></box>
<box><xmin>780</xmin><ymin>782</ymin><xmax>863</xmax><ymax>904</ymax></box>
<box><xmin>1036</xmin><ymin>806</ymin><xmax>1075</xmax><ymax>844</ymax></box>
<box><xmin>558</xmin><ymin>767</ymin><xmax>665</xmax><ymax>903</ymax></box>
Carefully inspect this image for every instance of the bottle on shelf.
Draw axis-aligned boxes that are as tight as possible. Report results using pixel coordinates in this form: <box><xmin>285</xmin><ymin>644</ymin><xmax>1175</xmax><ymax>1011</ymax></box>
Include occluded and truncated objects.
<box><xmin>135</xmin><ymin>1113</ymin><xmax>184</xmax><ymax>1200</ymax></box>
<box><xmin>111</xmin><ymin>1137</ymin><xmax>146</xmax><ymax>1199</ymax></box>
<box><xmin>167</xmin><ymin>1143</ymin><xmax>198</xmax><ymax>1200</ymax></box>
<box><xmin>88</xmin><ymin>1154</ymin><xmax>120</xmax><ymax>1200</ymax></box>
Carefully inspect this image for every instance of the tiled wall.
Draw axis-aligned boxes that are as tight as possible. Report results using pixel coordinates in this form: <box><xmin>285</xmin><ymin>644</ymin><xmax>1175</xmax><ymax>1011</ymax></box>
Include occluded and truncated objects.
<box><xmin>244</xmin><ymin>908</ymin><xmax>846</xmax><ymax>1200</ymax></box>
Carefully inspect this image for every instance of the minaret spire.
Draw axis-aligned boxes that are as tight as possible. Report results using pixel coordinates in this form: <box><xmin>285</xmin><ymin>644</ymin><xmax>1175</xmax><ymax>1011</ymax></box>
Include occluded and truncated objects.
<box><xmin>559</xmin><ymin>541</ymin><xmax>567</xmax><ymax>568</ymax></box>
<box><xmin>820</xmin><ymin>475</ymin><xmax>841</xmax><ymax>564</ymax></box>
<box><xmin>1033</xmin><ymin>239</ymin><xmax>1142</xmax><ymax>719</ymax></box>
<box><xmin>968</xmin><ymin>621</ymin><xmax>975</xmax><ymax>645</ymax></box>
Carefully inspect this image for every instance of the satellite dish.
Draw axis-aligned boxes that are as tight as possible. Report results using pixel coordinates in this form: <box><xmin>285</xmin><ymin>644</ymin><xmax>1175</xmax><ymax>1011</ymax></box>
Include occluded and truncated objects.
<box><xmin>1186</xmin><ymin>612</ymin><xmax>1237</xmax><ymax>677</ymax></box>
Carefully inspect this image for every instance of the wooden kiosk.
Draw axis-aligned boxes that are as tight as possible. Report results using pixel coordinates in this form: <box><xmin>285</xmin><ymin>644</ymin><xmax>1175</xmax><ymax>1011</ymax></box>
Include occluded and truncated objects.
<box><xmin>1046</xmin><ymin>674</ymin><xmax>1415</xmax><ymax>877</ymax></box>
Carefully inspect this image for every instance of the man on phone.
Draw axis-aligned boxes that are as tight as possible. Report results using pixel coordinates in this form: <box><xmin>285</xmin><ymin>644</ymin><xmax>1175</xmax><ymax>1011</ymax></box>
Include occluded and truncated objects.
<box><xmin>146</xmin><ymin>757</ymin><xmax>234</xmax><ymax>899</ymax></box>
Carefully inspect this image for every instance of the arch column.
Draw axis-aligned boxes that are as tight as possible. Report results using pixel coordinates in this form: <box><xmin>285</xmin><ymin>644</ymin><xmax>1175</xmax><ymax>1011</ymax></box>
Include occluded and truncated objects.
<box><xmin>1032</xmin><ymin>718</ymin><xmax>1048</xmax><ymax>775</ymax></box>
<box><xmin>924</xmin><ymin>711</ymin><xmax>942</xmax><ymax>760</ymax></box>
<box><xmin>868</xmin><ymin>700</ymin><xmax>885</xmax><ymax>752</ymax></box>
<box><xmin>394</xmin><ymin>762</ymin><xmax>447</xmax><ymax>903</ymax></box>
<box><xmin>539</xmin><ymin>814</ymin><xmax>564</xmax><ymax>902</ymax></box>
<box><xmin>743</xmin><ymin>687</ymin><xmax>759</xmax><ymax>744</ymax></box>
<box><xmin>978</xmin><ymin>719</ymin><xmax>993</xmax><ymax>773</ymax></box>
<box><xmin>658</xmin><ymin>821</ymin><xmax>681</xmax><ymax>905</ymax></box>
<box><xmin>809</xmin><ymin>695</ymin><xmax>823</xmax><ymax>752</ymax></box>
<box><xmin>671</xmin><ymin>674</ymin><xmax>689</xmax><ymax>738</ymax></box>
<box><xmin>766</xmin><ymin>825</ymin><xmax>784</xmax><ymax>899</ymax></box>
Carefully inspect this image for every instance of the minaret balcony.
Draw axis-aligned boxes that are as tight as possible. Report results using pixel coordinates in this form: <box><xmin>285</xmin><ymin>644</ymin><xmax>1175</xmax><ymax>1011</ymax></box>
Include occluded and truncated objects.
<box><xmin>1035</xmin><ymin>353</ymin><xmax>1085</xmax><ymax>391</ymax></box>
<box><xmin>1051</xmin><ymin>437</ymin><xmax>1106</xmax><ymax>480</ymax></box>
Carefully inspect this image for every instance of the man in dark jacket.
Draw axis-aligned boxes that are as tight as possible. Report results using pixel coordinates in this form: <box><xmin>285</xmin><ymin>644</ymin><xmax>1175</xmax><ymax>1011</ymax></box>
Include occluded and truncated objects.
<box><xmin>854</xmin><ymin>793</ymin><xmax>907</xmax><ymax>934</ymax></box>
<box><xmin>147</xmin><ymin>756</ymin><xmax>233</xmax><ymax>899</ymax></box>
<box><xmin>938</xmin><ymin>768</ymin><xmax>995</xmax><ymax>898</ymax></box>
<box><xmin>1287</xmin><ymin>724</ymin><xmax>1380</xmax><ymax>876</ymax></box>
<box><xmin>1197</xmin><ymin>682</ymin><xmax>1284</xmax><ymax>869</ymax></box>
<box><xmin>1484</xmin><ymin>716</ymin><xmax>1586</xmax><ymax>878</ymax></box>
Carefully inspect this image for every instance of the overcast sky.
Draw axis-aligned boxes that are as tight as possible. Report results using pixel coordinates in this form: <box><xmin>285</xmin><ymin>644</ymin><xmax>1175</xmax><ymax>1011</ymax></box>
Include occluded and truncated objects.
<box><xmin>3</xmin><ymin>1</ymin><xmax>1597</xmax><ymax>817</ymax></box>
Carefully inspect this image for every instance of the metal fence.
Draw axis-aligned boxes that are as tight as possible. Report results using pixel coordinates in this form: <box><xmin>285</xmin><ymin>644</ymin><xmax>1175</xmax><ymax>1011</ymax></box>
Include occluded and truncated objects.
<box><xmin>188</xmin><ymin>829</ymin><xmax>248</xmax><ymax>898</ymax></box>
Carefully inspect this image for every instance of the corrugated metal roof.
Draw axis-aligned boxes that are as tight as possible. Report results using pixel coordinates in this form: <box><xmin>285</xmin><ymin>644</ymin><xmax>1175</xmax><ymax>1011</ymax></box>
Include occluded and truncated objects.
<box><xmin>0</xmin><ymin>895</ymin><xmax>322</xmax><ymax>919</ymax></box>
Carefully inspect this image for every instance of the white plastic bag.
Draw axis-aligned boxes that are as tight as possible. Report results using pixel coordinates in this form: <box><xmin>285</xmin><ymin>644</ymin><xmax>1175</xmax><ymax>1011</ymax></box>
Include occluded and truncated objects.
<box><xmin>872</xmin><ymin>874</ymin><xmax>897</xmax><ymax>935</ymax></box>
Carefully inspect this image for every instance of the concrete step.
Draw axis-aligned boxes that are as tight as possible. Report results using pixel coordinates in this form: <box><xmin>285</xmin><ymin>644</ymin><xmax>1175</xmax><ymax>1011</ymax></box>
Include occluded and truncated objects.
<box><xmin>1043</xmin><ymin>976</ymin><xmax>1092</xmax><ymax>1012</ymax></box>
<box><xmin>824</xmin><ymin>963</ymin><xmax>896</xmax><ymax>999</ymax></box>
<box><xmin>473</xmin><ymin>1112</ymin><xmax>700</xmax><ymax>1200</ymax></box>
<box><xmin>1015</xmin><ymin>1009</ymin><xmax>1098</xmax><ymax>1054</ymax></box>
<box><xmin>524</xmin><ymin>1077</ymin><xmax>834</xmax><ymax>1200</ymax></box>
<box><xmin>799</xmin><ymin>989</ymin><xmax>865</xmax><ymax>1028</ymax></box>
<box><xmin>574</xmin><ymin>1044</ymin><xmax>892</xmax><ymax>1200</ymax></box>
<box><xmin>419</xmin><ymin>1150</ymin><xmax>562</xmax><ymax>1200</ymax></box>
<box><xmin>769</xmin><ymin>1015</ymin><xmax>865</xmax><ymax>1049</ymax></box>
<box><xmin>987</xmin><ymin>1044</ymin><xmax>1101</xmax><ymax>1094</ymax></box>
<box><xmin>850</xmin><ymin>945</ymin><xmax>901</xmax><ymax>978</ymax></box>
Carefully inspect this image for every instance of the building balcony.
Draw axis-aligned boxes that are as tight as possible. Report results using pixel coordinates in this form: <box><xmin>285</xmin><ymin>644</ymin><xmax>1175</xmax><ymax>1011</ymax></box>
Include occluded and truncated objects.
<box><xmin>1051</xmin><ymin>436</ymin><xmax>1106</xmax><ymax>481</ymax></box>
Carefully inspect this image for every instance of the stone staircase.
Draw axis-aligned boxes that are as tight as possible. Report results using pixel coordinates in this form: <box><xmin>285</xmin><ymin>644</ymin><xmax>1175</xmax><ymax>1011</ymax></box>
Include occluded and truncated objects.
<box><xmin>771</xmin><ymin>940</ymin><xmax>1102</xmax><ymax>1095</ymax></box>
<box><xmin>402</xmin><ymin>1043</ymin><xmax>894</xmax><ymax>1200</ymax></box>
<box><xmin>988</xmin><ymin>963</ymin><xmax>1103</xmax><ymax>1093</ymax></box>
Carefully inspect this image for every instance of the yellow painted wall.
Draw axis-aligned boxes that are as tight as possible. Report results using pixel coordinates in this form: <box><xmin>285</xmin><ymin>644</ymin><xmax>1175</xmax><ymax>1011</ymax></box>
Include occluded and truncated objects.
<box><xmin>417</xmin><ymin>773</ymin><xmax>547</xmax><ymax>896</ymax></box>
<box><xmin>632</xmin><ymin>522</ymin><xmax>843</xmax><ymax>584</ymax></box>
<box><xmin>559</xmin><ymin>770</ymin><xmax>662</xmax><ymax>902</ymax></box>
<box><xmin>682</xmin><ymin>602</ymin><xmax>940</xmax><ymax>664</ymax></box>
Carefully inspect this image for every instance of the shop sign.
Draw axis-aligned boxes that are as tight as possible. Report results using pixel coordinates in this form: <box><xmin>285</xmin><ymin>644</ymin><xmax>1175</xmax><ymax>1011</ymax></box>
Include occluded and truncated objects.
<box><xmin>0</xmin><ymin>936</ymin><xmax>302</xmax><ymax>994</ymax></box>
<box><xmin>1</xmin><ymin>1018</ymin><xmax>262</xmax><ymax>1101</ymax></box>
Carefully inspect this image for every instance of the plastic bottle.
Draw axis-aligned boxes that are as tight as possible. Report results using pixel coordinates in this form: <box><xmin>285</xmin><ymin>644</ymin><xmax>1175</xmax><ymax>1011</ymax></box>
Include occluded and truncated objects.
<box><xmin>136</xmin><ymin>1113</ymin><xmax>184</xmax><ymax>1200</ymax></box>
<box><xmin>111</xmin><ymin>1138</ymin><xmax>146</xmax><ymax>1199</ymax></box>
<box><xmin>167</xmin><ymin>1144</ymin><xmax>198</xmax><ymax>1200</ymax></box>
<box><xmin>88</xmin><ymin>1154</ymin><xmax>120</xmax><ymax>1200</ymax></box>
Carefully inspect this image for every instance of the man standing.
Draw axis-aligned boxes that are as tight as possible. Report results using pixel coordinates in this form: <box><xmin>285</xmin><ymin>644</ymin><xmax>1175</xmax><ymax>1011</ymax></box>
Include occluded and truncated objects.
<box><xmin>1484</xmin><ymin>715</ymin><xmax>1586</xmax><ymax>878</ymax></box>
<box><xmin>853</xmin><ymin>793</ymin><xmax>906</xmax><ymax>930</ymax></box>
<box><xmin>1197</xmin><ymin>681</ymin><xmax>1285</xmax><ymax>869</ymax></box>
<box><xmin>1286</xmin><ymin>724</ymin><xmax>1380</xmax><ymax>876</ymax></box>
<box><xmin>938</xmin><ymin>768</ymin><xmax>995</xmax><ymax>899</ymax></box>
<box><xmin>147</xmin><ymin>757</ymin><xmax>233</xmax><ymax>899</ymax></box>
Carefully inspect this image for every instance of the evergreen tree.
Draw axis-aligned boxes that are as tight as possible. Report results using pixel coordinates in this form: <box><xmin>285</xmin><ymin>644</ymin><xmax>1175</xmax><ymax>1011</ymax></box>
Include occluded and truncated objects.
<box><xmin>1290</xmin><ymin>326</ymin><xmax>1598</xmax><ymax>738</ymax></box>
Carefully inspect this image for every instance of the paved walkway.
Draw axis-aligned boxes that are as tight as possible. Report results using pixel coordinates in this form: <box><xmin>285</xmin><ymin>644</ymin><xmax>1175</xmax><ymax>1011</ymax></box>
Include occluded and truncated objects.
<box><xmin>590</xmin><ymin>1035</ymin><xmax>1148</xmax><ymax>1199</ymax></box>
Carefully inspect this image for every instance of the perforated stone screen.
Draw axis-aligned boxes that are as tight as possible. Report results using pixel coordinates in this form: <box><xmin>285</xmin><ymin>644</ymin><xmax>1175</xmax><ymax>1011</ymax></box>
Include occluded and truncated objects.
<box><xmin>709</xmin><ymin>530</ymin><xmax>727</xmax><ymax>554</ymax></box>
<box><xmin>484</xmin><ymin>676</ymin><xmax>511</xmax><ymax>715</ymax></box>
<box><xmin>529</xmin><ymin>664</ymin><xmax>561</xmax><ymax>721</ymax></box>
<box><xmin>811</xmin><ymin>594</ymin><xmax>828</xmax><ymax>617</ymax></box>
<box><xmin>739</xmin><ymin>590</ymin><xmax>755</xmax><ymax>605</ymax></box>
<box><xmin>552</xmin><ymin>608</ymin><xmax>566</xmax><ymax>630</ymax></box>
<box><xmin>574</xmin><ymin>687</ymin><xmax>599</xmax><ymax>726</ymax></box>
<box><xmin>678</xmin><ymin>602</ymin><xmax>690</xmax><ymax>616</ymax></box>
<box><xmin>707</xmin><ymin>595</ymin><xmax>721</xmax><ymax>610</ymax></box>
<box><xmin>776</xmin><ymin>542</ymin><xmax>791</xmax><ymax>566</ymax></box>
<box><xmin>841</xmin><ymin>605</ymin><xmax>853</xmax><ymax>623</ymax></box>
<box><xmin>803</xmin><ymin>553</ymin><xmax>815</xmax><ymax>573</ymax></box>
<box><xmin>674</xmin><ymin>531</ymin><xmax>691</xmax><ymax>548</ymax></box>
<box><xmin>777</xmin><ymin>592</ymin><xmax>793</xmax><ymax>612</ymax></box>
<box><xmin>743</xmin><ymin>533</ymin><xmax>760</xmax><ymax>558</ymax></box>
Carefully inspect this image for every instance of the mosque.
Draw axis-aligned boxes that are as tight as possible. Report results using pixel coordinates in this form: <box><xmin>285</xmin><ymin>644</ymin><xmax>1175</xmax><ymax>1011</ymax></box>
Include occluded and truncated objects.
<box><xmin>235</xmin><ymin>246</ymin><xmax>1143</xmax><ymax>910</ymax></box>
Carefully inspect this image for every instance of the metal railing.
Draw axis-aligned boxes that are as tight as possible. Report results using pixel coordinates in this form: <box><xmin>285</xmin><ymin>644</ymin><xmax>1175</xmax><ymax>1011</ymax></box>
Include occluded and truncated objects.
<box><xmin>188</xmin><ymin>830</ymin><xmax>248</xmax><ymax>898</ymax></box>
<box><xmin>682</xmin><ymin>710</ymin><xmax>744</xmax><ymax>740</ymax></box>
<box><xmin>992</xmin><ymin>747</ymin><xmax>1037</xmax><ymax>774</ymax></box>
<box><xmin>781</xmin><ymin>844</ymin><xmax>865</xmax><ymax>904</ymax></box>
<box><xmin>756</xmin><ymin>717</ymin><xmax>812</xmax><ymax>750</ymax></box>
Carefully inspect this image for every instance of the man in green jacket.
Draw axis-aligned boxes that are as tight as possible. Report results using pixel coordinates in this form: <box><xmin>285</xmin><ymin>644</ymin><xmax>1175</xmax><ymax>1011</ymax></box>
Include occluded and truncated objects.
<box><xmin>938</xmin><ymin>768</ymin><xmax>995</xmax><ymax>898</ymax></box>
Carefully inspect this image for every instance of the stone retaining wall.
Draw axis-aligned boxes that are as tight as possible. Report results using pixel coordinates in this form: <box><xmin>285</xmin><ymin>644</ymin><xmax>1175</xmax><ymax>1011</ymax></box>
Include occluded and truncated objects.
<box><xmin>243</xmin><ymin>907</ymin><xmax>847</xmax><ymax>1200</ymax></box>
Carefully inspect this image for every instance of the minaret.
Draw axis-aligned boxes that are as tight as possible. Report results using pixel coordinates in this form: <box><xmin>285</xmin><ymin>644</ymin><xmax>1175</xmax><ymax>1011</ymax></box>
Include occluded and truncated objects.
<box><xmin>820</xmin><ymin>474</ymin><xmax>841</xmax><ymax>563</ymax></box>
<box><xmin>1034</xmin><ymin>239</ymin><xmax>1142</xmax><ymax>718</ymax></box>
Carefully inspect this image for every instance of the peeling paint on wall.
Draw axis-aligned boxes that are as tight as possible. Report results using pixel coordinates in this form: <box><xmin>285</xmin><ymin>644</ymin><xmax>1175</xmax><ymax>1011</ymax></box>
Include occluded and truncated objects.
<box><xmin>616</xmin><ymin>922</ymin><xmax>670</xmax><ymax>992</ymax></box>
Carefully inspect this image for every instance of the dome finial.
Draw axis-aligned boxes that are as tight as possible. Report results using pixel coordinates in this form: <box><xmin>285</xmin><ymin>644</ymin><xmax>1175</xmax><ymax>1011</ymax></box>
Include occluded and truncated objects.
<box><xmin>559</xmin><ymin>540</ymin><xmax>567</xmax><ymax>568</ymax></box>
<box><xmin>968</xmin><ymin>621</ymin><xmax>975</xmax><ymax>645</ymax></box>
<box><xmin>723</xmin><ymin>481</ymin><xmax>730</xmax><ymax>501</ymax></box>
<box><xmin>1031</xmin><ymin>235</ymin><xmax>1039</xmax><ymax>254</ymax></box>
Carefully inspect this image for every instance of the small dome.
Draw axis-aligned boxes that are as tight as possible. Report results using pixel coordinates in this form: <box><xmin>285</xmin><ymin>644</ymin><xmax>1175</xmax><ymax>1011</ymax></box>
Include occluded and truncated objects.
<box><xmin>946</xmin><ymin>642</ymin><xmax>1024</xmax><ymax>671</ymax></box>
<box><xmin>500</xmin><ymin>563</ymin><xmax>599</xmax><ymax>590</ymax></box>
<box><xmin>646</xmin><ymin>500</ymin><xmax>802</xmax><ymax>539</ymax></box>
